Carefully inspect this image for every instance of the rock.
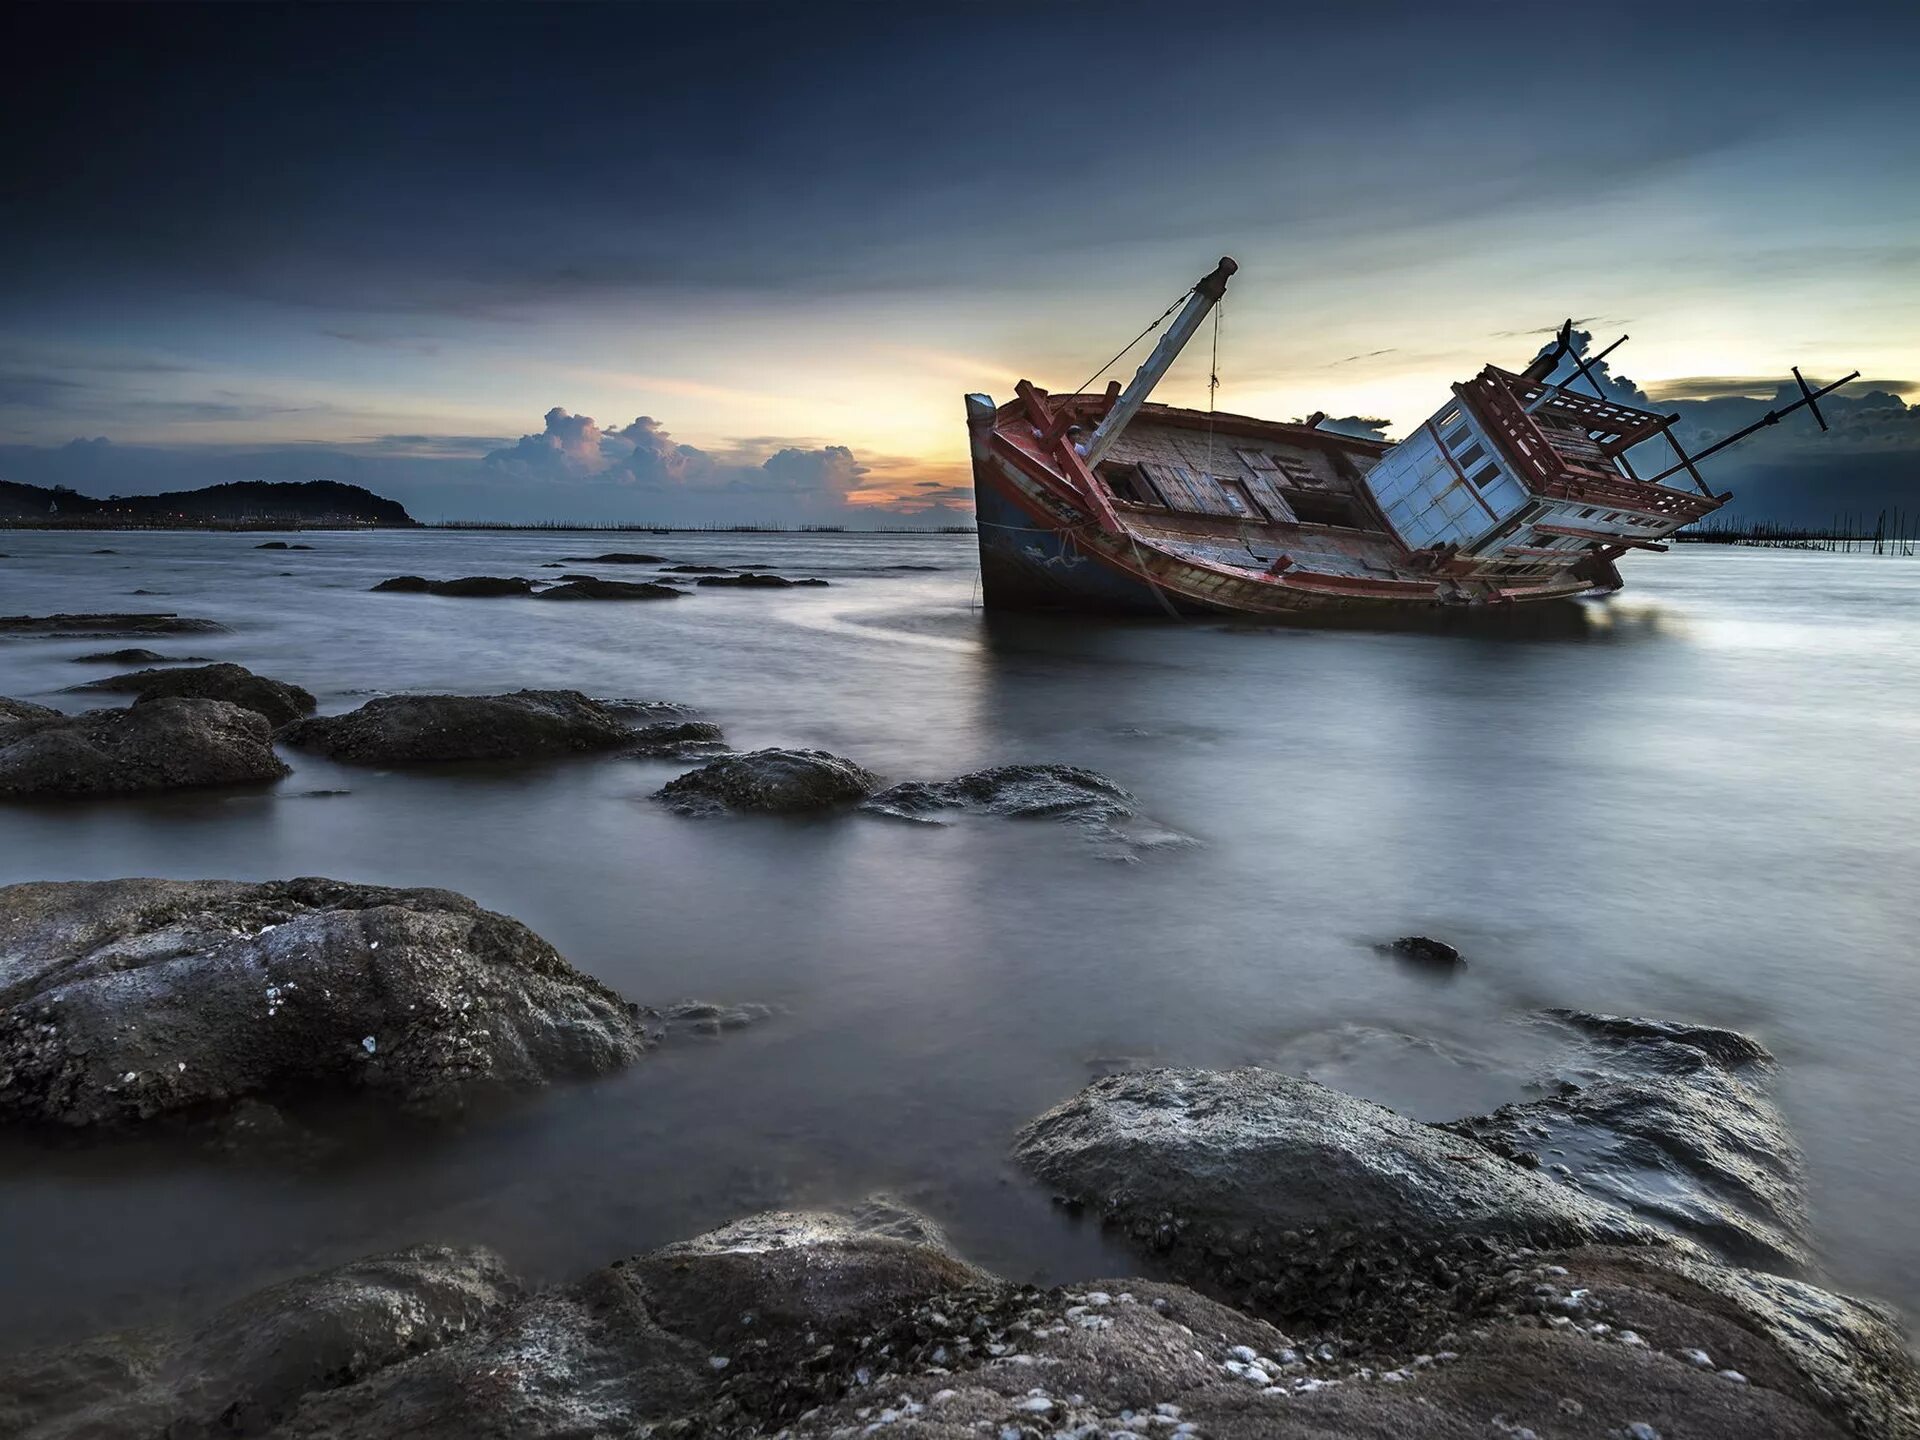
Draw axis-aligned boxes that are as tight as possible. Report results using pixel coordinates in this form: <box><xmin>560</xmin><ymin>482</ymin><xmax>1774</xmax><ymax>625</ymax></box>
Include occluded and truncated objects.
<box><xmin>1445</xmin><ymin>1013</ymin><xmax>1811</xmax><ymax>1272</ymax></box>
<box><xmin>91</xmin><ymin>548</ymin><xmax>118</xmax><ymax>554</ymax></box>
<box><xmin>863</xmin><ymin>763</ymin><xmax>1136</xmax><ymax>825</ymax></box>
<box><xmin>564</xmin><ymin>551</ymin><xmax>667</xmax><ymax>564</ymax></box>
<box><xmin>0</xmin><ymin>613</ymin><xmax>227</xmax><ymax>638</ymax></box>
<box><xmin>217</xmin><ymin>1203</ymin><xmax>979</xmax><ymax>1440</ymax></box>
<box><xmin>625</xmin><ymin>720</ymin><xmax>728</xmax><ymax>759</ymax></box>
<box><xmin>371</xmin><ymin>575</ymin><xmax>537</xmax><ymax>597</ymax></box>
<box><xmin>641</xmin><ymin>999</ymin><xmax>776</xmax><ymax>1038</ymax></box>
<box><xmin>0</xmin><ymin>1246</ymin><xmax>519</xmax><ymax>1438</ymax></box>
<box><xmin>695</xmin><ymin>572</ymin><xmax>829</xmax><ymax>587</ymax></box>
<box><xmin>68</xmin><ymin>648</ymin><xmax>206</xmax><ymax>665</ymax></box>
<box><xmin>660</xmin><ymin>563</ymin><xmax>733</xmax><ymax>574</ymax></box>
<box><xmin>534</xmin><ymin>577</ymin><xmax>682</xmax><ymax>601</ymax></box>
<box><xmin>73</xmin><ymin>662</ymin><xmax>317</xmax><ymax>727</ymax></box>
<box><xmin>655</xmin><ymin>748</ymin><xmax>880</xmax><ymax>816</ymax></box>
<box><xmin>0</xmin><ymin>876</ymin><xmax>654</xmax><ymax>1128</ymax></box>
<box><xmin>255</xmin><ymin>540</ymin><xmax>290</xmax><ymax>549</ymax></box>
<box><xmin>9</xmin><ymin>1207</ymin><xmax>1894</xmax><ymax>1440</ymax></box>
<box><xmin>0</xmin><ymin>698</ymin><xmax>289</xmax><ymax>797</ymax></box>
<box><xmin>1379</xmin><ymin>935</ymin><xmax>1464</xmax><ymax>967</ymax></box>
<box><xmin>1013</xmin><ymin>1066</ymin><xmax>1659</xmax><ymax>1338</ymax></box>
<box><xmin>0</xmin><ymin>698</ymin><xmax>61</xmax><ymax>732</ymax></box>
<box><xmin>281</xmin><ymin>690</ymin><xmax>635</xmax><ymax>765</ymax></box>
<box><xmin>1545</xmin><ymin>1009</ymin><xmax>1772</xmax><ymax>1067</ymax></box>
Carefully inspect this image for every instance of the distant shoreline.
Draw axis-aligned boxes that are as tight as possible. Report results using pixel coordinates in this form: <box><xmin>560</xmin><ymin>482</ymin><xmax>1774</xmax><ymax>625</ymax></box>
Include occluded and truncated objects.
<box><xmin>0</xmin><ymin>520</ymin><xmax>976</xmax><ymax>535</ymax></box>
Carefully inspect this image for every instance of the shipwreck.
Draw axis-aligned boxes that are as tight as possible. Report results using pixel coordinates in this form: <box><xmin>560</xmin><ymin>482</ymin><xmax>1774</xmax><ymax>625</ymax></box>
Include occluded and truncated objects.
<box><xmin>967</xmin><ymin>258</ymin><xmax>1854</xmax><ymax>617</ymax></box>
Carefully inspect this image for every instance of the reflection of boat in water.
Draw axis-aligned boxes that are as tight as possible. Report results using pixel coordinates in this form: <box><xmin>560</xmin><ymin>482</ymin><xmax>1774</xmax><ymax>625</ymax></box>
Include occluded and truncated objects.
<box><xmin>967</xmin><ymin>258</ymin><xmax>1855</xmax><ymax>619</ymax></box>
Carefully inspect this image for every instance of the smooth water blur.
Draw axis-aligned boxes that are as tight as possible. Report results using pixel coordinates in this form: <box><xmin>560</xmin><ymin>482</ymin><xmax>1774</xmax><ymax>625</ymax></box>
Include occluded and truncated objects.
<box><xmin>2</xmin><ymin>531</ymin><xmax>1917</xmax><ymax>1349</ymax></box>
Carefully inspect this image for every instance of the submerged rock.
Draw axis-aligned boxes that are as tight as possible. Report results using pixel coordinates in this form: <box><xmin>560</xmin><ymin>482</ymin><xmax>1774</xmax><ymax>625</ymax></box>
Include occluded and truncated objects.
<box><xmin>0</xmin><ymin>613</ymin><xmax>228</xmax><ymax>638</ymax></box>
<box><xmin>640</xmin><ymin>999</ymin><xmax>776</xmax><ymax>1038</ymax></box>
<box><xmin>1379</xmin><ymin>934</ymin><xmax>1465</xmax><ymax>968</ymax></box>
<box><xmin>534</xmin><ymin>577</ymin><xmax>681</xmax><ymax>601</ymax></box>
<box><xmin>68</xmin><ymin>648</ymin><xmax>205</xmax><ymax>665</ymax></box>
<box><xmin>660</xmin><ymin>563</ymin><xmax>733</xmax><ymax>574</ymax></box>
<box><xmin>655</xmin><ymin>748</ymin><xmax>880</xmax><ymax>816</ymax></box>
<box><xmin>0</xmin><ymin>698</ymin><xmax>289</xmax><ymax>797</ymax></box>
<box><xmin>73</xmin><ymin>662</ymin><xmax>317</xmax><ymax>727</ymax></box>
<box><xmin>0</xmin><ymin>876</ymin><xmax>654</xmax><ymax>1129</ymax></box>
<box><xmin>626</xmin><ymin>719</ymin><xmax>728</xmax><ymax>759</ymax></box>
<box><xmin>695</xmin><ymin>572</ymin><xmax>829</xmax><ymax>588</ymax></box>
<box><xmin>281</xmin><ymin>690</ymin><xmax>635</xmax><ymax>765</ymax></box>
<box><xmin>863</xmin><ymin>763</ymin><xmax>1136</xmax><ymax>825</ymax></box>
<box><xmin>564</xmin><ymin>551</ymin><xmax>667</xmax><ymax>564</ymax></box>
<box><xmin>1445</xmin><ymin>1011</ymin><xmax>1811</xmax><ymax>1272</ymax></box>
<box><xmin>371</xmin><ymin>575</ymin><xmax>537</xmax><ymax>597</ymax></box>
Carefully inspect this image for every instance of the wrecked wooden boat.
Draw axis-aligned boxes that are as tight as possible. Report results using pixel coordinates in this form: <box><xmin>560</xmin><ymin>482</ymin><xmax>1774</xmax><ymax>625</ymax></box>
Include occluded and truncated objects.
<box><xmin>967</xmin><ymin>258</ymin><xmax>1855</xmax><ymax>617</ymax></box>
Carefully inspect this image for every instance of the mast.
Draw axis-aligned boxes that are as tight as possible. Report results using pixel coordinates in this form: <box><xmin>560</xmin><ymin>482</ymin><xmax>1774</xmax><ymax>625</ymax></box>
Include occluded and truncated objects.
<box><xmin>1082</xmin><ymin>257</ymin><xmax>1237</xmax><ymax>468</ymax></box>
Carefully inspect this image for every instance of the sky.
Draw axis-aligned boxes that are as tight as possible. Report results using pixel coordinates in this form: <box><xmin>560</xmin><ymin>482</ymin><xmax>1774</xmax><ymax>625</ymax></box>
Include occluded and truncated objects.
<box><xmin>2</xmin><ymin>1</ymin><xmax>1917</xmax><ymax>525</ymax></box>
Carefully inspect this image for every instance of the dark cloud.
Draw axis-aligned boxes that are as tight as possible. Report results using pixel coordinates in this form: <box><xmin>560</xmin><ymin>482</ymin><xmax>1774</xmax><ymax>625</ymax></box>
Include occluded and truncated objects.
<box><xmin>1535</xmin><ymin>333</ymin><xmax>1920</xmax><ymax>522</ymax></box>
<box><xmin>1645</xmin><ymin>375</ymin><xmax>1916</xmax><ymax>402</ymax></box>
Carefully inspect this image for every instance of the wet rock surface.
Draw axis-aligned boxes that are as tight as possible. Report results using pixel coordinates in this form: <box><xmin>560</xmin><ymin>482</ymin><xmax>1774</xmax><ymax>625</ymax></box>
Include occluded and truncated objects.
<box><xmin>564</xmin><ymin>551</ymin><xmax>667</xmax><ymax>564</ymax></box>
<box><xmin>657</xmin><ymin>747</ymin><xmax>881</xmax><ymax>815</ymax></box>
<box><xmin>534</xmin><ymin>577</ymin><xmax>681</xmax><ymax>601</ymax></box>
<box><xmin>863</xmin><ymin>763</ymin><xmax>1137</xmax><ymax>825</ymax></box>
<box><xmin>7</xmin><ymin>1200</ymin><xmax>1906</xmax><ymax>1440</ymax></box>
<box><xmin>68</xmin><ymin>647</ymin><xmax>206</xmax><ymax>665</ymax></box>
<box><xmin>370</xmin><ymin>575</ymin><xmax>537</xmax><ymax>597</ymax></box>
<box><xmin>0</xmin><ymin>697</ymin><xmax>61</xmax><ymax>730</ymax></box>
<box><xmin>0</xmin><ymin>697</ymin><xmax>290</xmax><ymax>797</ymax></box>
<box><xmin>1444</xmin><ymin>1010</ymin><xmax>1812</xmax><ymax>1272</ymax></box>
<box><xmin>1014</xmin><ymin>1066</ymin><xmax>1659</xmax><ymax>1342</ymax></box>
<box><xmin>696</xmin><ymin>572</ymin><xmax>829</xmax><ymax>587</ymax></box>
<box><xmin>0</xmin><ymin>1245</ymin><xmax>517</xmax><ymax>1439</ymax></box>
<box><xmin>0</xmin><ymin>613</ymin><xmax>228</xmax><ymax>637</ymax></box>
<box><xmin>640</xmin><ymin>999</ymin><xmax>777</xmax><ymax>1038</ymax></box>
<box><xmin>281</xmin><ymin>690</ymin><xmax>636</xmax><ymax>765</ymax></box>
<box><xmin>73</xmin><ymin>662</ymin><xmax>317</xmax><ymax>727</ymax></box>
<box><xmin>626</xmin><ymin>718</ymin><xmax>728</xmax><ymax>758</ymax></box>
<box><xmin>0</xmin><ymin>876</ymin><xmax>653</xmax><ymax>1129</ymax></box>
<box><xmin>661</xmin><ymin>563</ymin><xmax>734</xmax><ymax>573</ymax></box>
<box><xmin>1380</xmin><ymin>934</ymin><xmax>1465</xmax><ymax>968</ymax></box>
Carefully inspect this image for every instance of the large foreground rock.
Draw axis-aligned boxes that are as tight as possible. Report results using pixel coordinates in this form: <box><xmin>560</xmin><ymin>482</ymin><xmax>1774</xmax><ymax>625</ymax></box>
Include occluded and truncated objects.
<box><xmin>0</xmin><ymin>698</ymin><xmax>289</xmax><ymax>797</ymax></box>
<box><xmin>7</xmin><ymin>1203</ymin><xmax>1910</xmax><ymax>1440</ymax></box>
<box><xmin>0</xmin><ymin>1246</ymin><xmax>518</xmax><ymax>1439</ymax></box>
<box><xmin>0</xmin><ymin>613</ymin><xmax>227</xmax><ymax>637</ymax></box>
<box><xmin>74</xmin><ymin>662</ymin><xmax>317</xmax><ymax>727</ymax></box>
<box><xmin>655</xmin><ymin>747</ymin><xmax>880</xmax><ymax>815</ymax></box>
<box><xmin>0</xmin><ymin>877</ymin><xmax>653</xmax><ymax>1128</ymax></box>
<box><xmin>0</xmin><ymin>698</ymin><xmax>61</xmax><ymax>731</ymax></box>
<box><xmin>1014</xmin><ymin>1065</ymin><xmax>1660</xmax><ymax>1339</ymax></box>
<box><xmin>1445</xmin><ymin>1010</ymin><xmax>1812</xmax><ymax>1272</ymax></box>
<box><xmin>281</xmin><ymin>690</ymin><xmax>635</xmax><ymax>764</ymax></box>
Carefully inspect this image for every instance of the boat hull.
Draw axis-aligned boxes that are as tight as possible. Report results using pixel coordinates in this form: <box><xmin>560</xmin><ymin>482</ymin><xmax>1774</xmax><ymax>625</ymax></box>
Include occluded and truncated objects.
<box><xmin>971</xmin><ymin>443</ymin><xmax>1602</xmax><ymax>620</ymax></box>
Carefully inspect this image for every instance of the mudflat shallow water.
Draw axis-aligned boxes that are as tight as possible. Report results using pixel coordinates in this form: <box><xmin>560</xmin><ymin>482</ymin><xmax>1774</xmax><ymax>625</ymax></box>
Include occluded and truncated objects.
<box><xmin>1</xmin><ymin>531</ymin><xmax>1916</xmax><ymax>1351</ymax></box>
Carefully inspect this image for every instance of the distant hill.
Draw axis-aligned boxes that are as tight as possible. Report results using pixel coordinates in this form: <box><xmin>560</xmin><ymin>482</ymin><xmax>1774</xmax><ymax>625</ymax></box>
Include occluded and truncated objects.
<box><xmin>0</xmin><ymin>478</ymin><xmax>416</xmax><ymax>528</ymax></box>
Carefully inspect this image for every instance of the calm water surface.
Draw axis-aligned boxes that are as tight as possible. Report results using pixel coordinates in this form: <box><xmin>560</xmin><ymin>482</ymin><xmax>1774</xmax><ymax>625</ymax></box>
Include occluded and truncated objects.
<box><xmin>1</xmin><ymin>531</ymin><xmax>1916</xmax><ymax>1349</ymax></box>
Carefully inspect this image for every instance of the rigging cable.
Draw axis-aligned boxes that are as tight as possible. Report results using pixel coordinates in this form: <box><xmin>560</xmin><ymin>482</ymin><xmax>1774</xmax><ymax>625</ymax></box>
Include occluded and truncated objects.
<box><xmin>1068</xmin><ymin>289</ymin><xmax>1193</xmax><ymax>397</ymax></box>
